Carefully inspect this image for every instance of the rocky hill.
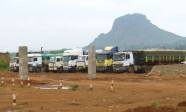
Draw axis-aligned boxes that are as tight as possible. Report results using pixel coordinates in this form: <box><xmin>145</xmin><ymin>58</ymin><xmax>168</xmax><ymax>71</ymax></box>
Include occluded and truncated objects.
<box><xmin>87</xmin><ymin>13</ymin><xmax>185</xmax><ymax>50</ymax></box>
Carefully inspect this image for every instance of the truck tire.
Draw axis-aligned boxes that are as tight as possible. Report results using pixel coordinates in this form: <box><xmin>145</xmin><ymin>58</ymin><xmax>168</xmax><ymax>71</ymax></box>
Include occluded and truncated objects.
<box><xmin>143</xmin><ymin>66</ymin><xmax>151</xmax><ymax>73</ymax></box>
<box><xmin>53</xmin><ymin>70</ymin><xmax>57</xmax><ymax>73</ymax></box>
<box><xmin>44</xmin><ymin>66</ymin><xmax>49</xmax><ymax>72</ymax></box>
<box><xmin>128</xmin><ymin>66</ymin><xmax>134</xmax><ymax>73</ymax></box>
<box><xmin>35</xmin><ymin>67</ymin><xmax>41</xmax><ymax>73</ymax></box>
<box><xmin>58</xmin><ymin>67</ymin><xmax>63</xmax><ymax>73</ymax></box>
<box><xmin>110</xmin><ymin>65</ymin><xmax>113</xmax><ymax>73</ymax></box>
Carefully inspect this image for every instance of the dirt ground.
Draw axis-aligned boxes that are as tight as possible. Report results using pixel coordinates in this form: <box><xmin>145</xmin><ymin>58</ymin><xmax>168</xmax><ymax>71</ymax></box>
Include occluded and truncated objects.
<box><xmin>1</xmin><ymin>71</ymin><xmax>186</xmax><ymax>112</ymax></box>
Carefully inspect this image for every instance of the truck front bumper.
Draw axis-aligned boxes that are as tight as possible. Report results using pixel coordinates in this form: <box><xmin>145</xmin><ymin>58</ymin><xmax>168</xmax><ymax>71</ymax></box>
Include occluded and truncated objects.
<box><xmin>77</xmin><ymin>66</ymin><xmax>87</xmax><ymax>71</ymax></box>
<box><xmin>63</xmin><ymin>66</ymin><xmax>76</xmax><ymax>71</ymax></box>
<box><xmin>28</xmin><ymin>66</ymin><xmax>35</xmax><ymax>72</ymax></box>
<box><xmin>49</xmin><ymin>67</ymin><xmax>57</xmax><ymax>71</ymax></box>
<box><xmin>96</xmin><ymin>66</ymin><xmax>111</xmax><ymax>72</ymax></box>
<box><xmin>10</xmin><ymin>66</ymin><xmax>19</xmax><ymax>72</ymax></box>
<box><xmin>112</xmin><ymin>65</ymin><xmax>127</xmax><ymax>72</ymax></box>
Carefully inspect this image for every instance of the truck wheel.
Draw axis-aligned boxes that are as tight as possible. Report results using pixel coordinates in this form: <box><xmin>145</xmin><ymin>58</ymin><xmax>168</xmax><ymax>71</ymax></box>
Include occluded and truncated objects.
<box><xmin>44</xmin><ymin>66</ymin><xmax>49</xmax><ymax>72</ymax></box>
<box><xmin>143</xmin><ymin>66</ymin><xmax>151</xmax><ymax>73</ymax></box>
<box><xmin>128</xmin><ymin>66</ymin><xmax>134</xmax><ymax>73</ymax></box>
<box><xmin>58</xmin><ymin>67</ymin><xmax>63</xmax><ymax>73</ymax></box>
<box><xmin>110</xmin><ymin>65</ymin><xmax>113</xmax><ymax>73</ymax></box>
<box><xmin>35</xmin><ymin>67</ymin><xmax>41</xmax><ymax>73</ymax></box>
<box><xmin>53</xmin><ymin>70</ymin><xmax>57</xmax><ymax>73</ymax></box>
<box><xmin>13</xmin><ymin>70</ymin><xmax>18</xmax><ymax>72</ymax></box>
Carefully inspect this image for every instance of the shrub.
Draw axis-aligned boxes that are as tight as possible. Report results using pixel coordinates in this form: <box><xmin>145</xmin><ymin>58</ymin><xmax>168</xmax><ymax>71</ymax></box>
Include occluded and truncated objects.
<box><xmin>150</xmin><ymin>101</ymin><xmax>159</xmax><ymax>108</ymax></box>
<box><xmin>69</xmin><ymin>84</ymin><xmax>78</xmax><ymax>91</ymax></box>
<box><xmin>0</xmin><ymin>61</ymin><xmax>9</xmax><ymax>71</ymax></box>
<box><xmin>0</xmin><ymin>84</ymin><xmax>5</xmax><ymax>87</ymax></box>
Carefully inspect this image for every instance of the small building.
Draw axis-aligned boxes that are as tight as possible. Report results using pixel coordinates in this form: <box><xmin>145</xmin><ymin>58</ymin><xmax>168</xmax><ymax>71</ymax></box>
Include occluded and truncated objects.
<box><xmin>0</xmin><ymin>52</ymin><xmax>10</xmax><ymax>63</ymax></box>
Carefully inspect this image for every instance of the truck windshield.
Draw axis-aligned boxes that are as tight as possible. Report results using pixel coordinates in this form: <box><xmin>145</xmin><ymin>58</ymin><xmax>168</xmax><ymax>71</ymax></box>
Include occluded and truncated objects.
<box><xmin>113</xmin><ymin>55</ymin><xmax>125</xmax><ymax>61</ymax></box>
<box><xmin>49</xmin><ymin>57</ymin><xmax>55</xmax><ymax>62</ymax></box>
<box><xmin>28</xmin><ymin>57</ymin><xmax>32</xmax><ymax>62</ymax></box>
<box><xmin>97</xmin><ymin>54</ymin><xmax>107</xmax><ymax>61</ymax></box>
<box><xmin>78</xmin><ymin>56</ymin><xmax>85</xmax><ymax>61</ymax></box>
<box><xmin>10</xmin><ymin>59</ymin><xmax>16</xmax><ymax>63</ymax></box>
<box><xmin>63</xmin><ymin>56</ymin><xmax>70</xmax><ymax>61</ymax></box>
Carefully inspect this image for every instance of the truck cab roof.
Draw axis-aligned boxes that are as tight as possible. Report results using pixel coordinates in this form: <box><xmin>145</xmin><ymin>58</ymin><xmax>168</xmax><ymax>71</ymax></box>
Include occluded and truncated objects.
<box><xmin>63</xmin><ymin>49</ymin><xmax>86</xmax><ymax>56</ymax></box>
<box><xmin>98</xmin><ymin>46</ymin><xmax>118</xmax><ymax>55</ymax></box>
<box><xmin>28</xmin><ymin>54</ymin><xmax>42</xmax><ymax>57</ymax></box>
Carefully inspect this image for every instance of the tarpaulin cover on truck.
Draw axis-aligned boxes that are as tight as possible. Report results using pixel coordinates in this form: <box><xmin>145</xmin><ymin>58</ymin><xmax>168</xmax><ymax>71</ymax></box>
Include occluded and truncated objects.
<box><xmin>42</xmin><ymin>54</ymin><xmax>63</xmax><ymax>60</ymax></box>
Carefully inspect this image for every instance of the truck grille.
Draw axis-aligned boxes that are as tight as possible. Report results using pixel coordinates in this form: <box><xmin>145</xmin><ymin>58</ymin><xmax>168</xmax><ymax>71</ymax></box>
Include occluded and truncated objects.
<box><xmin>97</xmin><ymin>62</ymin><xmax>104</xmax><ymax>66</ymax></box>
<box><xmin>63</xmin><ymin>62</ymin><xmax>69</xmax><ymax>66</ymax></box>
<box><xmin>113</xmin><ymin>64</ymin><xmax>122</xmax><ymax>67</ymax></box>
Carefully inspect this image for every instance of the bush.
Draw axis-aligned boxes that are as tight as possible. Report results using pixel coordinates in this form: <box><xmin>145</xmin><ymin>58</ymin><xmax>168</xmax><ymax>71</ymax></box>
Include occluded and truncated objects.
<box><xmin>0</xmin><ymin>61</ymin><xmax>9</xmax><ymax>71</ymax></box>
<box><xmin>0</xmin><ymin>84</ymin><xmax>5</xmax><ymax>87</ymax></box>
<box><xmin>69</xmin><ymin>84</ymin><xmax>78</xmax><ymax>91</ymax></box>
<box><xmin>150</xmin><ymin>101</ymin><xmax>159</xmax><ymax>108</ymax></box>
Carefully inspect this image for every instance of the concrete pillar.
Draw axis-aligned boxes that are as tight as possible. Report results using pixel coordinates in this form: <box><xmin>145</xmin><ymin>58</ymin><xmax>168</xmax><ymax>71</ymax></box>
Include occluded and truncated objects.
<box><xmin>19</xmin><ymin>46</ymin><xmax>28</xmax><ymax>80</ymax></box>
<box><xmin>88</xmin><ymin>46</ymin><xmax>96</xmax><ymax>79</ymax></box>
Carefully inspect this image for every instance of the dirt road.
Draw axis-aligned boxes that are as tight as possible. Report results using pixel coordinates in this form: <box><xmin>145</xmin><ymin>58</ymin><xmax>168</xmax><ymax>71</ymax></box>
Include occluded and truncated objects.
<box><xmin>1</xmin><ymin>71</ymin><xmax>186</xmax><ymax>112</ymax></box>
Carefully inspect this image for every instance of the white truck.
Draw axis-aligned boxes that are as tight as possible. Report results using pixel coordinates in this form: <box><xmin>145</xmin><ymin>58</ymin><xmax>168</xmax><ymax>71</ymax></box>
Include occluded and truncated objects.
<box><xmin>63</xmin><ymin>49</ymin><xmax>86</xmax><ymax>72</ymax></box>
<box><xmin>9</xmin><ymin>57</ymin><xmax>19</xmax><ymax>72</ymax></box>
<box><xmin>48</xmin><ymin>56</ymin><xmax>63</xmax><ymax>72</ymax></box>
<box><xmin>112</xmin><ymin>50</ymin><xmax>186</xmax><ymax>73</ymax></box>
<box><xmin>28</xmin><ymin>54</ymin><xmax>42</xmax><ymax>73</ymax></box>
<box><xmin>76</xmin><ymin>55</ymin><xmax>88</xmax><ymax>72</ymax></box>
<box><xmin>112</xmin><ymin>51</ymin><xmax>134</xmax><ymax>73</ymax></box>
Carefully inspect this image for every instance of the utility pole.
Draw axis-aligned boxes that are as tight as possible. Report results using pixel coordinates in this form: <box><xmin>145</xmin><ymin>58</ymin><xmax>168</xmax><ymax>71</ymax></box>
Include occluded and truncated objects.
<box><xmin>19</xmin><ymin>46</ymin><xmax>28</xmax><ymax>80</ymax></box>
<box><xmin>88</xmin><ymin>46</ymin><xmax>96</xmax><ymax>79</ymax></box>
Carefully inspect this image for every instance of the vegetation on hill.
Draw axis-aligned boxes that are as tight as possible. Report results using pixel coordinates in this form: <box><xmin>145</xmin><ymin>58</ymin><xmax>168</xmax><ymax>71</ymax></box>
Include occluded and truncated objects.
<box><xmin>49</xmin><ymin>49</ymin><xmax>67</xmax><ymax>54</ymax></box>
<box><xmin>87</xmin><ymin>13</ymin><xmax>185</xmax><ymax>50</ymax></box>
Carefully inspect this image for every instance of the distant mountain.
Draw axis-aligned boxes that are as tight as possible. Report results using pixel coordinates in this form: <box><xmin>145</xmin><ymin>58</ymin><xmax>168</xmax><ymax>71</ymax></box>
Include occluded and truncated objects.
<box><xmin>87</xmin><ymin>13</ymin><xmax>186</xmax><ymax>50</ymax></box>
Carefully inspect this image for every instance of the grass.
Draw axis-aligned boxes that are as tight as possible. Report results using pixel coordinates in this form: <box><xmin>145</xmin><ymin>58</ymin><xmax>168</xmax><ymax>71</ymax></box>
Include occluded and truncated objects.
<box><xmin>164</xmin><ymin>72</ymin><xmax>175</xmax><ymax>76</ymax></box>
<box><xmin>0</xmin><ymin>61</ymin><xmax>9</xmax><ymax>71</ymax></box>
<box><xmin>18</xmin><ymin>85</ymin><xmax>28</xmax><ymax>88</ymax></box>
<box><xmin>69</xmin><ymin>84</ymin><xmax>78</xmax><ymax>91</ymax></box>
<box><xmin>40</xmin><ymin>106</ymin><xmax>44</xmax><ymax>110</ymax></box>
<box><xmin>150</xmin><ymin>101</ymin><xmax>159</xmax><ymax>108</ymax></box>
<box><xmin>0</xmin><ymin>83</ymin><xmax>5</xmax><ymax>87</ymax></box>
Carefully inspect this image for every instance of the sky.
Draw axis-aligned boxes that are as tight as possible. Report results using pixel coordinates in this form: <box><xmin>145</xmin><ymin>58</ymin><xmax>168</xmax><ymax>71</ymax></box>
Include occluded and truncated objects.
<box><xmin>0</xmin><ymin>0</ymin><xmax>186</xmax><ymax>52</ymax></box>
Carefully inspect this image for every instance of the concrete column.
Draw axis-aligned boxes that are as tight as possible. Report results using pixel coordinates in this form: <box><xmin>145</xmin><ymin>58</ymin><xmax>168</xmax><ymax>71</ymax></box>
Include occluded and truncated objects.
<box><xmin>19</xmin><ymin>46</ymin><xmax>28</xmax><ymax>80</ymax></box>
<box><xmin>88</xmin><ymin>46</ymin><xmax>96</xmax><ymax>79</ymax></box>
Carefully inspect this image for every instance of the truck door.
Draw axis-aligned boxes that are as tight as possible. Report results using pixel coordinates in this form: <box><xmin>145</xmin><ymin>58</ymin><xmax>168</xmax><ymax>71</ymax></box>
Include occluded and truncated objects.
<box><xmin>33</xmin><ymin>57</ymin><xmax>38</xmax><ymax>67</ymax></box>
<box><xmin>56</xmin><ymin>58</ymin><xmax>60</xmax><ymax>67</ymax></box>
<box><xmin>123</xmin><ymin>53</ymin><xmax>130</xmax><ymax>67</ymax></box>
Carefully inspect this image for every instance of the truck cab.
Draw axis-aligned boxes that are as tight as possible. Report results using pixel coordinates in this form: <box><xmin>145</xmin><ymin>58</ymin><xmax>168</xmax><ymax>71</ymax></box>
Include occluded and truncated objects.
<box><xmin>76</xmin><ymin>55</ymin><xmax>88</xmax><ymax>72</ymax></box>
<box><xmin>9</xmin><ymin>57</ymin><xmax>19</xmax><ymax>72</ymax></box>
<box><xmin>48</xmin><ymin>56</ymin><xmax>63</xmax><ymax>72</ymax></box>
<box><xmin>28</xmin><ymin>54</ymin><xmax>42</xmax><ymax>73</ymax></box>
<box><xmin>112</xmin><ymin>51</ymin><xmax>134</xmax><ymax>73</ymax></box>
<box><xmin>96</xmin><ymin>46</ymin><xmax>118</xmax><ymax>72</ymax></box>
<box><xmin>63</xmin><ymin>49</ymin><xmax>86</xmax><ymax>72</ymax></box>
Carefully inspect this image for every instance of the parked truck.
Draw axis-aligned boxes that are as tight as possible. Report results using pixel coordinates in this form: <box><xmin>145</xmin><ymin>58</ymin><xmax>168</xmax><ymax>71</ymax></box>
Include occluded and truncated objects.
<box><xmin>28</xmin><ymin>53</ymin><xmax>64</xmax><ymax>73</ymax></box>
<box><xmin>28</xmin><ymin>54</ymin><xmax>42</xmax><ymax>72</ymax></box>
<box><xmin>63</xmin><ymin>49</ymin><xmax>87</xmax><ymax>72</ymax></box>
<box><xmin>48</xmin><ymin>55</ymin><xmax>63</xmax><ymax>72</ymax></box>
<box><xmin>112</xmin><ymin>50</ymin><xmax>186</xmax><ymax>73</ymax></box>
<box><xmin>9</xmin><ymin>57</ymin><xmax>19</xmax><ymax>72</ymax></box>
<box><xmin>76</xmin><ymin>55</ymin><xmax>88</xmax><ymax>72</ymax></box>
<box><xmin>9</xmin><ymin>53</ymin><xmax>63</xmax><ymax>73</ymax></box>
<box><xmin>96</xmin><ymin>46</ymin><xmax>118</xmax><ymax>72</ymax></box>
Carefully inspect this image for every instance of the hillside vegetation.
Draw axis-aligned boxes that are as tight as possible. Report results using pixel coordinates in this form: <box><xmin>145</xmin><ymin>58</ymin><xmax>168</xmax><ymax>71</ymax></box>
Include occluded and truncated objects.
<box><xmin>87</xmin><ymin>13</ymin><xmax>186</xmax><ymax>50</ymax></box>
